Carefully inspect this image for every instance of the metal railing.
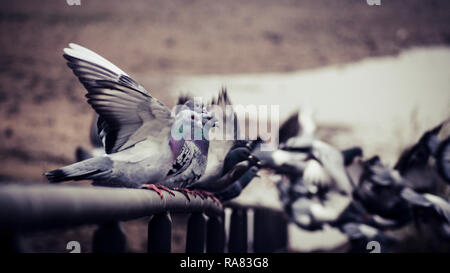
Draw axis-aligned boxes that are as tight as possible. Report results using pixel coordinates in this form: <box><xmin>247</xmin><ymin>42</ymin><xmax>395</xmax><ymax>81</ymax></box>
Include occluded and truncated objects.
<box><xmin>0</xmin><ymin>184</ymin><xmax>287</xmax><ymax>253</ymax></box>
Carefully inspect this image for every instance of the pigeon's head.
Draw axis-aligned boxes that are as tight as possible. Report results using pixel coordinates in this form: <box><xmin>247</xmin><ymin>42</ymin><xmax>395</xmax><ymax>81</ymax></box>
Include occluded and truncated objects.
<box><xmin>183</xmin><ymin>99</ymin><xmax>206</xmax><ymax>114</ymax></box>
<box><xmin>182</xmin><ymin>99</ymin><xmax>219</xmax><ymax>129</ymax></box>
<box><xmin>222</xmin><ymin>147</ymin><xmax>261</xmax><ymax>174</ymax></box>
<box><xmin>227</xmin><ymin>147</ymin><xmax>251</xmax><ymax>161</ymax></box>
<box><xmin>223</xmin><ymin>147</ymin><xmax>250</xmax><ymax>169</ymax></box>
<box><xmin>172</xmin><ymin>107</ymin><xmax>219</xmax><ymax>141</ymax></box>
<box><xmin>172</xmin><ymin>109</ymin><xmax>205</xmax><ymax>141</ymax></box>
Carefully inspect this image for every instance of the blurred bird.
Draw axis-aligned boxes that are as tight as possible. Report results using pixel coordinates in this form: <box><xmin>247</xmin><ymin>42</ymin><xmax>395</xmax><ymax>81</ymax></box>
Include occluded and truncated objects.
<box><xmin>401</xmin><ymin>187</ymin><xmax>450</xmax><ymax>251</ymax></box>
<box><xmin>395</xmin><ymin>119</ymin><xmax>450</xmax><ymax>191</ymax></box>
<box><xmin>284</xmin><ymin>188</ymin><xmax>353</xmax><ymax>231</ymax></box>
<box><xmin>353</xmin><ymin>156</ymin><xmax>412</xmax><ymax>224</ymax></box>
<box><xmin>187</xmin><ymin>89</ymin><xmax>261</xmax><ymax>193</ymax></box>
<box><xmin>214</xmin><ymin>166</ymin><xmax>260</xmax><ymax>202</ymax></box>
<box><xmin>340</xmin><ymin>222</ymin><xmax>396</xmax><ymax>253</ymax></box>
<box><xmin>45</xmin><ymin>43</ymin><xmax>217</xmax><ymax>198</ymax></box>
<box><xmin>284</xmin><ymin>140</ymin><xmax>358</xmax><ymax>196</ymax></box>
<box><xmin>189</xmin><ymin>157</ymin><xmax>259</xmax><ymax>192</ymax></box>
<box><xmin>257</xmin><ymin>108</ymin><xmax>360</xmax><ymax>195</ymax></box>
<box><xmin>435</xmin><ymin>136</ymin><xmax>450</xmax><ymax>184</ymax></box>
<box><xmin>278</xmin><ymin>108</ymin><xmax>316</xmax><ymax>147</ymax></box>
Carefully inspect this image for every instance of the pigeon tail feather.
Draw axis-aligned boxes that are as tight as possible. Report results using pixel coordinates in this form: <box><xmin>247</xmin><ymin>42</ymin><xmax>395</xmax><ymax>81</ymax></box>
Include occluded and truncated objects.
<box><xmin>45</xmin><ymin>156</ymin><xmax>113</xmax><ymax>183</ymax></box>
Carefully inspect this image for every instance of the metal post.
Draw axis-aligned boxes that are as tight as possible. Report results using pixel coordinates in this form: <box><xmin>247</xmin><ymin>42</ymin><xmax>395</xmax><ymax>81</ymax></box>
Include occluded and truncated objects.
<box><xmin>206</xmin><ymin>216</ymin><xmax>225</xmax><ymax>253</ymax></box>
<box><xmin>0</xmin><ymin>230</ymin><xmax>23</xmax><ymax>253</ymax></box>
<box><xmin>228</xmin><ymin>207</ymin><xmax>247</xmax><ymax>253</ymax></box>
<box><xmin>92</xmin><ymin>221</ymin><xmax>126</xmax><ymax>253</ymax></box>
<box><xmin>186</xmin><ymin>212</ymin><xmax>206</xmax><ymax>253</ymax></box>
<box><xmin>253</xmin><ymin>208</ymin><xmax>287</xmax><ymax>253</ymax></box>
<box><xmin>148</xmin><ymin>212</ymin><xmax>172</xmax><ymax>253</ymax></box>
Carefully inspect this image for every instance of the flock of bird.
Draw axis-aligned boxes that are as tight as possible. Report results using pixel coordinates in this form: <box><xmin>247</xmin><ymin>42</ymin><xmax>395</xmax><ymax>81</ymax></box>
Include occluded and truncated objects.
<box><xmin>44</xmin><ymin>43</ymin><xmax>450</xmax><ymax>252</ymax></box>
<box><xmin>272</xmin><ymin>111</ymin><xmax>450</xmax><ymax>252</ymax></box>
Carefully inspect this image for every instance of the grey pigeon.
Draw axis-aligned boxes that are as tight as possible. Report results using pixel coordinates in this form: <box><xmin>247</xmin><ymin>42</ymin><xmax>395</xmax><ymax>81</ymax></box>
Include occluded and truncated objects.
<box><xmin>45</xmin><ymin>43</ymin><xmax>217</xmax><ymax>195</ymax></box>
<box><xmin>189</xmin><ymin>159</ymin><xmax>255</xmax><ymax>192</ymax></box>
<box><xmin>256</xmin><ymin>108</ymin><xmax>359</xmax><ymax>195</ymax></box>
<box><xmin>187</xmin><ymin>89</ymin><xmax>261</xmax><ymax>192</ymax></box>
<box><xmin>395</xmin><ymin>119</ymin><xmax>450</xmax><ymax>190</ymax></box>
<box><xmin>401</xmin><ymin>187</ymin><xmax>450</xmax><ymax>251</ymax></box>
<box><xmin>340</xmin><ymin>222</ymin><xmax>396</xmax><ymax>253</ymax></box>
<box><xmin>435</xmin><ymin>136</ymin><xmax>450</xmax><ymax>184</ymax></box>
<box><xmin>353</xmin><ymin>156</ymin><xmax>412</xmax><ymax>224</ymax></box>
<box><xmin>214</xmin><ymin>166</ymin><xmax>260</xmax><ymax>202</ymax></box>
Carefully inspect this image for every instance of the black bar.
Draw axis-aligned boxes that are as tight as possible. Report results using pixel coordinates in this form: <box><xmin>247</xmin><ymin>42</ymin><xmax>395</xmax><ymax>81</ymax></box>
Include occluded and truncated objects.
<box><xmin>206</xmin><ymin>216</ymin><xmax>225</xmax><ymax>253</ymax></box>
<box><xmin>148</xmin><ymin>212</ymin><xmax>172</xmax><ymax>253</ymax></box>
<box><xmin>254</xmin><ymin>208</ymin><xmax>287</xmax><ymax>253</ymax></box>
<box><xmin>0</xmin><ymin>230</ymin><xmax>23</xmax><ymax>253</ymax></box>
<box><xmin>185</xmin><ymin>213</ymin><xmax>206</xmax><ymax>253</ymax></box>
<box><xmin>92</xmin><ymin>221</ymin><xmax>126</xmax><ymax>253</ymax></box>
<box><xmin>228</xmin><ymin>207</ymin><xmax>248</xmax><ymax>253</ymax></box>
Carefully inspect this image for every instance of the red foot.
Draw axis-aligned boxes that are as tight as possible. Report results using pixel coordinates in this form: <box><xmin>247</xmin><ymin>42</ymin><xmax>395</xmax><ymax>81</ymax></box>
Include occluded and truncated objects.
<box><xmin>141</xmin><ymin>184</ymin><xmax>175</xmax><ymax>199</ymax></box>
<box><xmin>174</xmin><ymin>188</ymin><xmax>199</xmax><ymax>201</ymax></box>
<box><xmin>200</xmin><ymin>191</ymin><xmax>222</xmax><ymax>205</ymax></box>
<box><xmin>155</xmin><ymin>184</ymin><xmax>175</xmax><ymax>197</ymax></box>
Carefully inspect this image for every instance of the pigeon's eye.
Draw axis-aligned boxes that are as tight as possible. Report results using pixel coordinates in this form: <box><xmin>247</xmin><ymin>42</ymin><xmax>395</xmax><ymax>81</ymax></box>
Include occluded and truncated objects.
<box><xmin>207</xmin><ymin>117</ymin><xmax>212</xmax><ymax>120</ymax></box>
<box><xmin>191</xmin><ymin>114</ymin><xmax>195</xmax><ymax>120</ymax></box>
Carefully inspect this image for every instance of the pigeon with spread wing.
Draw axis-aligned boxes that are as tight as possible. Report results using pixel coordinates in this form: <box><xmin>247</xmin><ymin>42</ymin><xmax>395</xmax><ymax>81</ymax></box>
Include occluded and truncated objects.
<box><xmin>45</xmin><ymin>43</ymin><xmax>217</xmax><ymax>198</ymax></box>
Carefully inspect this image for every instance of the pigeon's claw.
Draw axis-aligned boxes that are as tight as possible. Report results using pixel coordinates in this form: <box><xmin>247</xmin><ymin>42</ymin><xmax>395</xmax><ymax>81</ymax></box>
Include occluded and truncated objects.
<box><xmin>200</xmin><ymin>191</ymin><xmax>222</xmax><ymax>206</ymax></box>
<box><xmin>174</xmin><ymin>188</ymin><xmax>198</xmax><ymax>201</ymax></box>
<box><xmin>155</xmin><ymin>184</ymin><xmax>176</xmax><ymax>196</ymax></box>
<box><xmin>141</xmin><ymin>184</ymin><xmax>175</xmax><ymax>199</ymax></box>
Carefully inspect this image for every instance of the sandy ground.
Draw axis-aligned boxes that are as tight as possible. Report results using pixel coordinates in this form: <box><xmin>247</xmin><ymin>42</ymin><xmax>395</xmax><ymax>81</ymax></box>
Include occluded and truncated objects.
<box><xmin>1</xmin><ymin>0</ymin><xmax>449</xmax><ymax>252</ymax></box>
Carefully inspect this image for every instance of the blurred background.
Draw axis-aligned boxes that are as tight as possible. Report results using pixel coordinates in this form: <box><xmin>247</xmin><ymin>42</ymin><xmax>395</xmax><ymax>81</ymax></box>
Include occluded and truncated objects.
<box><xmin>0</xmin><ymin>0</ymin><xmax>449</xmax><ymax>252</ymax></box>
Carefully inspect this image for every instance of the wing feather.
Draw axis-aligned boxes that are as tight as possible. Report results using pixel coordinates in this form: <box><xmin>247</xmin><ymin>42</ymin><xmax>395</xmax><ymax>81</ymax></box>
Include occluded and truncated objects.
<box><xmin>64</xmin><ymin>43</ymin><xmax>173</xmax><ymax>153</ymax></box>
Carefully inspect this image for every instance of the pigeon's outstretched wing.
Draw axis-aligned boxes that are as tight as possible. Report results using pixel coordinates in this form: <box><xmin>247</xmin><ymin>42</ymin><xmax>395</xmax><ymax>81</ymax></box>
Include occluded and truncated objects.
<box><xmin>63</xmin><ymin>43</ymin><xmax>173</xmax><ymax>154</ymax></box>
<box><xmin>89</xmin><ymin>113</ymin><xmax>103</xmax><ymax>148</ymax></box>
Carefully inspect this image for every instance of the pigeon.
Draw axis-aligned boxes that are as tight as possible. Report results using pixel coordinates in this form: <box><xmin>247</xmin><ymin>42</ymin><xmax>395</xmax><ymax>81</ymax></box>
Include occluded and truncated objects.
<box><xmin>256</xmin><ymin>108</ymin><xmax>360</xmax><ymax>196</ymax></box>
<box><xmin>186</xmin><ymin>89</ymin><xmax>261</xmax><ymax>192</ymax></box>
<box><xmin>435</xmin><ymin>136</ymin><xmax>450</xmax><ymax>184</ymax></box>
<box><xmin>395</xmin><ymin>119</ymin><xmax>450</xmax><ymax>190</ymax></box>
<box><xmin>285</xmin><ymin>188</ymin><xmax>353</xmax><ymax>231</ymax></box>
<box><xmin>189</xmin><ymin>158</ymin><xmax>258</xmax><ymax>192</ymax></box>
<box><xmin>45</xmin><ymin>43</ymin><xmax>217</xmax><ymax>198</ymax></box>
<box><xmin>353</xmin><ymin>156</ymin><xmax>412</xmax><ymax>224</ymax></box>
<box><xmin>285</xmin><ymin>140</ymin><xmax>357</xmax><ymax>195</ymax></box>
<box><xmin>401</xmin><ymin>187</ymin><xmax>450</xmax><ymax>251</ymax></box>
<box><xmin>277</xmin><ymin>108</ymin><xmax>316</xmax><ymax>146</ymax></box>
<box><xmin>340</xmin><ymin>222</ymin><xmax>396</xmax><ymax>253</ymax></box>
<box><xmin>214</xmin><ymin>166</ymin><xmax>260</xmax><ymax>202</ymax></box>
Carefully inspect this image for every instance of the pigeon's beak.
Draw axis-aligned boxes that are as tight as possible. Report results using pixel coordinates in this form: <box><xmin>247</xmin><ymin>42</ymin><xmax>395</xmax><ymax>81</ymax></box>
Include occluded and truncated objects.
<box><xmin>248</xmin><ymin>154</ymin><xmax>260</xmax><ymax>165</ymax></box>
<box><xmin>256</xmin><ymin>161</ymin><xmax>263</xmax><ymax>168</ymax></box>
